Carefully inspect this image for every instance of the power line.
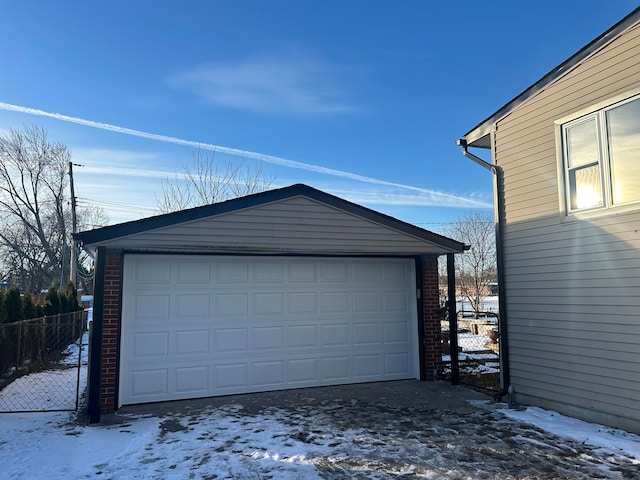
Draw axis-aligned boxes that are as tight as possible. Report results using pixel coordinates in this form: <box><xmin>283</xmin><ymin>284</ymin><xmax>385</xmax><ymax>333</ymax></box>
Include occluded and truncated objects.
<box><xmin>76</xmin><ymin>197</ymin><xmax>156</xmax><ymax>214</ymax></box>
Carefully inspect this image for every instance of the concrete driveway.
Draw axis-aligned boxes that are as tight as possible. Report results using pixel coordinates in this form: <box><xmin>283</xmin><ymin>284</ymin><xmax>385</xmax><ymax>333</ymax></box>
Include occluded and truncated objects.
<box><xmin>98</xmin><ymin>380</ymin><xmax>637</xmax><ymax>479</ymax></box>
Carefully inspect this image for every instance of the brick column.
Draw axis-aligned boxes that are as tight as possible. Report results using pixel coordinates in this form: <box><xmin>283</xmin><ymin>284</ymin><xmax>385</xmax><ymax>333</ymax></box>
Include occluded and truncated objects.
<box><xmin>100</xmin><ymin>252</ymin><xmax>122</xmax><ymax>412</ymax></box>
<box><xmin>421</xmin><ymin>256</ymin><xmax>443</xmax><ymax>379</ymax></box>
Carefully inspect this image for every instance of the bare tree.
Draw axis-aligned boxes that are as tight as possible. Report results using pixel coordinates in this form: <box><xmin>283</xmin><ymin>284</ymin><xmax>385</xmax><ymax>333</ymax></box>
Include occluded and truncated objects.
<box><xmin>156</xmin><ymin>148</ymin><xmax>276</xmax><ymax>214</ymax></box>
<box><xmin>445</xmin><ymin>210</ymin><xmax>497</xmax><ymax>316</ymax></box>
<box><xmin>0</xmin><ymin>125</ymin><xmax>107</xmax><ymax>293</ymax></box>
<box><xmin>73</xmin><ymin>203</ymin><xmax>110</xmax><ymax>294</ymax></box>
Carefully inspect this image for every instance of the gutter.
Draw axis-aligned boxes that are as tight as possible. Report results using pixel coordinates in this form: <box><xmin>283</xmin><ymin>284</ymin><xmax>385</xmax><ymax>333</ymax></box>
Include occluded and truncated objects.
<box><xmin>456</xmin><ymin>138</ymin><xmax>511</xmax><ymax>400</ymax></box>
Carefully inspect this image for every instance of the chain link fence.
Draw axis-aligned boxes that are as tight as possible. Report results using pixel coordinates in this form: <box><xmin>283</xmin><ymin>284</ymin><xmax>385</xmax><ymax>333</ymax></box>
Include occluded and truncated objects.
<box><xmin>442</xmin><ymin>301</ymin><xmax>500</xmax><ymax>393</ymax></box>
<box><xmin>0</xmin><ymin>311</ymin><xmax>88</xmax><ymax>412</ymax></box>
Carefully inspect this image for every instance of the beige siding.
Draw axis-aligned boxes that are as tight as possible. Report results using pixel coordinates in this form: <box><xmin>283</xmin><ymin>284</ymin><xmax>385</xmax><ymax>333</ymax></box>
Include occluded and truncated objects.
<box><xmin>494</xmin><ymin>22</ymin><xmax>640</xmax><ymax>432</ymax></box>
<box><xmin>96</xmin><ymin>196</ymin><xmax>450</xmax><ymax>255</ymax></box>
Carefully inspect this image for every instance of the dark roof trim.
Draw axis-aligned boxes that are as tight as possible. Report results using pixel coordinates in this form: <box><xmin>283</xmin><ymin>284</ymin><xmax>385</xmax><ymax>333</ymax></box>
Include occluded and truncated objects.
<box><xmin>74</xmin><ymin>183</ymin><xmax>466</xmax><ymax>253</ymax></box>
<box><xmin>462</xmin><ymin>6</ymin><xmax>640</xmax><ymax>147</ymax></box>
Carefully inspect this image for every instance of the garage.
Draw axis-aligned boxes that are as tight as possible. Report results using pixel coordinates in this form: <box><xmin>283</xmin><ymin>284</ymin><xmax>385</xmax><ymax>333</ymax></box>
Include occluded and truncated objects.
<box><xmin>120</xmin><ymin>255</ymin><xmax>418</xmax><ymax>405</ymax></box>
<box><xmin>76</xmin><ymin>184</ymin><xmax>465</xmax><ymax>420</ymax></box>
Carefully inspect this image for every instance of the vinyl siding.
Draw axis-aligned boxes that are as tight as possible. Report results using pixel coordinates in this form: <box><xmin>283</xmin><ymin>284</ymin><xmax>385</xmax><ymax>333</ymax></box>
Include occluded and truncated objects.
<box><xmin>494</xmin><ymin>21</ymin><xmax>640</xmax><ymax>432</ymax></box>
<box><xmin>95</xmin><ymin>196</ymin><xmax>452</xmax><ymax>255</ymax></box>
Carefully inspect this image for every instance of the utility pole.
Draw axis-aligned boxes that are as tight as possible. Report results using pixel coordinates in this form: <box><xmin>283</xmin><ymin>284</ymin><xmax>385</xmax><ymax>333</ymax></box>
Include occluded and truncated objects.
<box><xmin>69</xmin><ymin>162</ymin><xmax>79</xmax><ymax>286</ymax></box>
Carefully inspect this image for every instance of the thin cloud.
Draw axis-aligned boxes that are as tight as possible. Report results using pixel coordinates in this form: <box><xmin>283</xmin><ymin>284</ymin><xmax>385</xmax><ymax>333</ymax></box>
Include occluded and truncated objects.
<box><xmin>80</xmin><ymin>164</ymin><xmax>174</xmax><ymax>180</ymax></box>
<box><xmin>0</xmin><ymin>101</ymin><xmax>490</xmax><ymax>208</ymax></box>
<box><xmin>73</xmin><ymin>148</ymin><xmax>159</xmax><ymax>166</ymax></box>
<box><xmin>332</xmin><ymin>188</ymin><xmax>486</xmax><ymax>208</ymax></box>
<box><xmin>169</xmin><ymin>53</ymin><xmax>358</xmax><ymax>115</ymax></box>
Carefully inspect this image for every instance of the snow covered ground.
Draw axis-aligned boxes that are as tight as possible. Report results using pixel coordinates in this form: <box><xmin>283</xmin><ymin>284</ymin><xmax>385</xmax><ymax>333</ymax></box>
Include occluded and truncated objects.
<box><xmin>1</xmin><ymin>306</ymin><xmax>638</xmax><ymax>478</ymax></box>
<box><xmin>1</xmin><ymin>383</ymin><xmax>638</xmax><ymax>479</ymax></box>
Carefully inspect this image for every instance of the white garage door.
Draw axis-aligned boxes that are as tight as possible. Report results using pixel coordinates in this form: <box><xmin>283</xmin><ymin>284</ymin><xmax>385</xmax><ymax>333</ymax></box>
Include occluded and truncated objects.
<box><xmin>119</xmin><ymin>255</ymin><xmax>419</xmax><ymax>406</ymax></box>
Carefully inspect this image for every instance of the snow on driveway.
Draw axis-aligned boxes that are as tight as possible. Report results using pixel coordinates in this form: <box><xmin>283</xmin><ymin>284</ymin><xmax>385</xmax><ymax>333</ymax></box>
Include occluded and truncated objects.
<box><xmin>1</xmin><ymin>383</ymin><xmax>639</xmax><ymax>480</ymax></box>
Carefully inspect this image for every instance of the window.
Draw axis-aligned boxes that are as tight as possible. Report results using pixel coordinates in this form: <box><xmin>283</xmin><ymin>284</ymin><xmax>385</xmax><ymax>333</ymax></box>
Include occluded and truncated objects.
<box><xmin>561</xmin><ymin>95</ymin><xmax>640</xmax><ymax>214</ymax></box>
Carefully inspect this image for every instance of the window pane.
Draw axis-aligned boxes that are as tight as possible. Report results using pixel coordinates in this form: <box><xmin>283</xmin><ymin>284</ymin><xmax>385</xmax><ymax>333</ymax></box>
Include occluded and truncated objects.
<box><xmin>569</xmin><ymin>165</ymin><xmax>602</xmax><ymax>210</ymax></box>
<box><xmin>607</xmin><ymin>98</ymin><xmax>640</xmax><ymax>205</ymax></box>
<box><xmin>566</xmin><ymin>118</ymin><xmax>598</xmax><ymax>168</ymax></box>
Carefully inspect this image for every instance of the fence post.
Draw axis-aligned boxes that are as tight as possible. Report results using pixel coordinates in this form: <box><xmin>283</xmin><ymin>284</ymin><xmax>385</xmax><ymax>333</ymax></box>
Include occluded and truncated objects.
<box><xmin>75</xmin><ymin>311</ymin><xmax>83</xmax><ymax>411</ymax></box>
<box><xmin>15</xmin><ymin>324</ymin><xmax>22</xmax><ymax>375</ymax></box>
<box><xmin>56</xmin><ymin>313</ymin><xmax>61</xmax><ymax>352</ymax></box>
<box><xmin>36</xmin><ymin>317</ymin><xmax>40</xmax><ymax>365</ymax></box>
<box><xmin>447</xmin><ymin>253</ymin><xmax>459</xmax><ymax>385</ymax></box>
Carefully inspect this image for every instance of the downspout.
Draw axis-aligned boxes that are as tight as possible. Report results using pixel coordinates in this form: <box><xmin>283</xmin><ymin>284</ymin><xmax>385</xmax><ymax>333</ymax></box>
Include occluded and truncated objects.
<box><xmin>456</xmin><ymin>138</ymin><xmax>511</xmax><ymax>400</ymax></box>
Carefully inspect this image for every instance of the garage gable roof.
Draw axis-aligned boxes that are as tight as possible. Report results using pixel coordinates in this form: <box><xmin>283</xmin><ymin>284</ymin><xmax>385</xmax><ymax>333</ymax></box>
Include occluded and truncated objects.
<box><xmin>75</xmin><ymin>184</ymin><xmax>466</xmax><ymax>255</ymax></box>
<box><xmin>462</xmin><ymin>6</ymin><xmax>640</xmax><ymax>148</ymax></box>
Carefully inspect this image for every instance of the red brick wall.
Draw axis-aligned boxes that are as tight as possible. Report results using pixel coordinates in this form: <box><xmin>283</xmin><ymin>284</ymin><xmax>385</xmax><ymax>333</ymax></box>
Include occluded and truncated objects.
<box><xmin>422</xmin><ymin>256</ymin><xmax>443</xmax><ymax>379</ymax></box>
<box><xmin>100</xmin><ymin>252</ymin><xmax>122</xmax><ymax>412</ymax></box>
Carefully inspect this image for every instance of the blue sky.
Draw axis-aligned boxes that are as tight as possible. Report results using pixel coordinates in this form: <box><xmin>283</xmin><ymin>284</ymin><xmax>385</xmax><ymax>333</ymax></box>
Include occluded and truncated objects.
<box><xmin>0</xmin><ymin>1</ymin><xmax>637</xmax><ymax>232</ymax></box>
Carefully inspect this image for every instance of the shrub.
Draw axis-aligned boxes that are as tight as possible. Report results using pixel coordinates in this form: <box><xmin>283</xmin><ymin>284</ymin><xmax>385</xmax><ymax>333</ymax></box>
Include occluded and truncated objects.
<box><xmin>44</xmin><ymin>287</ymin><xmax>60</xmax><ymax>316</ymax></box>
<box><xmin>63</xmin><ymin>281</ymin><xmax>81</xmax><ymax>312</ymax></box>
<box><xmin>33</xmin><ymin>302</ymin><xmax>44</xmax><ymax>318</ymax></box>
<box><xmin>0</xmin><ymin>295</ymin><xmax>7</xmax><ymax>324</ymax></box>
<box><xmin>22</xmin><ymin>293</ymin><xmax>36</xmax><ymax>319</ymax></box>
<box><xmin>4</xmin><ymin>287</ymin><xmax>23</xmax><ymax>322</ymax></box>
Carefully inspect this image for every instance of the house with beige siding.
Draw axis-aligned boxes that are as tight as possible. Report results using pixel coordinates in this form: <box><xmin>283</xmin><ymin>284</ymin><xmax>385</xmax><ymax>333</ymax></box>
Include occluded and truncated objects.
<box><xmin>458</xmin><ymin>7</ymin><xmax>640</xmax><ymax>434</ymax></box>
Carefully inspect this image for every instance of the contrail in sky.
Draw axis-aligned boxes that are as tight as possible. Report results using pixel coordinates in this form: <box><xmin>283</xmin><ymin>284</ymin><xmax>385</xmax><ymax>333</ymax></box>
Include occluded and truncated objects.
<box><xmin>0</xmin><ymin>101</ymin><xmax>488</xmax><ymax>207</ymax></box>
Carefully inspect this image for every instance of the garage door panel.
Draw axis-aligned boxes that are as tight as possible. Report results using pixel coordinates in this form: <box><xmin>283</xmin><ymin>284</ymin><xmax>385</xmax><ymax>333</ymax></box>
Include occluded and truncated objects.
<box><xmin>384</xmin><ymin>322</ymin><xmax>409</xmax><ymax>343</ymax></box>
<box><xmin>134</xmin><ymin>295</ymin><xmax>169</xmax><ymax>322</ymax></box>
<box><xmin>383</xmin><ymin>262</ymin><xmax>409</xmax><ymax>282</ymax></box>
<box><xmin>353</xmin><ymin>292</ymin><xmax>379</xmax><ymax>312</ymax></box>
<box><xmin>120</xmin><ymin>255</ymin><xmax>418</xmax><ymax>406</ymax></box>
<box><xmin>385</xmin><ymin>352</ymin><xmax>411</xmax><ymax>375</ymax></box>
<box><xmin>130</xmin><ymin>369</ymin><xmax>168</xmax><ymax>397</ymax></box>
<box><xmin>216</xmin><ymin>261</ymin><xmax>249</xmax><ymax>283</ymax></box>
<box><xmin>133</xmin><ymin>259</ymin><xmax>171</xmax><ymax>284</ymax></box>
<box><xmin>321</xmin><ymin>323</ymin><xmax>349</xmax><ymax>346</ymax></box>
<box><xmin>354</xmin><ymin>354</ymin><xmax>382</xmax><ymax>378</ymax></box>
<box><xmin>383</xmin><ymin>292</ymin><xmax>409</xmax><ymax>312</ymax></box>
<box><xmin>288</xmin><ymin>292</ymin><xmax>317</xmax><ymax>313</ymax></box>
<box><xmin>253</xmin><ymin>361</ymin><xmax>284</xmax><ymax>386</ymax></box>
<box><xmin>289</xmin><ymin>262</ymin><xmax>317</xmax><ymax>282</ymax></box>
<box><xmin>321</xmin><ymin>356</ymin><xmax>350</xmax><ymax>380</ymax></box>
<box><xmin>253</xmin><ymin>293</ymin><xmax>284</xmax><ymax>315</ymax></box>
<box><xmin>215</xmin><ymin>328</ymin><xmax>248</xmax><ymax>352</ymax></box>
<box><xmin>254</xmin><ymin>261</ymin><xmax>285</xmax><ymax>282</ymax></box>
<box><xmin>288</xmin><ymin>358</ymin><xmax>318</xmax><ymax>383</ymax></box>
<box><xmin>175</xmin><ymin>330</ymin><xmax>210</xmax><ymax>355</ymax></box>
<box><xmin>253</xmin><ymin>326</ymin><xmax>284</xmax><ymax>350</ymax></box>
<box><xmin>132</xmin><ymin>331</ymin><xmax>169</xmax><ymax>358</ymax></box>
<box><xmin>215</xmin><ymin>363</ymin><xmax>247</xmax><ymax>390</ymax></box>
<box><xmin>320</xmin><ymin>292</ymin><xmax>350</xmax><ymax>312</ymax></box>
<box><xmin>216</xmin><ymin>293</ymin><xmax>248</xmax><ymax>316</ymax></box>
<box><xmin>353</xmin><ymin>323</ymin><xmax>380</xmax><ymax>345</ymax></box>
<box><xmin>176</xmin><ymin>261</ymin><xmax>211</xmax><ymax>283</ymax></box>
<box><xmin>353</xmin><ymin>262</ymin><xmax>381</xmax><ymax>282</ymax></box>
<box><xmin>176</xmin><ymin>294</ymin><xmax>210</xmax><ymax>319</ymax></box>
<box><xmin>175</xmin><ymin>366</ymin><xmax>209</xmax><ymax>393</ymax></box>
<box><xmin>319</xmin><ymin>262</ymin><xmax>348</xmax><ymax>282</ymax></box>
<box><xmin>288</xmin><ymin>325</ymin><xmax>318</xmax><ymax>347</ymax></box>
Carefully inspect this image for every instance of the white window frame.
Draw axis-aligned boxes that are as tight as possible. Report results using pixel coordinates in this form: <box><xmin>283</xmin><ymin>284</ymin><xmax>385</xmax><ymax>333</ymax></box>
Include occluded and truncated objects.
<box><xmin>556</xmin><ymin>90</ymin><xmax>640</xmax><ymax>219</ymax></box>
